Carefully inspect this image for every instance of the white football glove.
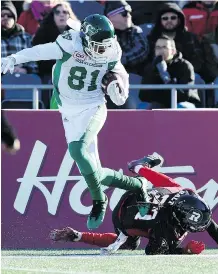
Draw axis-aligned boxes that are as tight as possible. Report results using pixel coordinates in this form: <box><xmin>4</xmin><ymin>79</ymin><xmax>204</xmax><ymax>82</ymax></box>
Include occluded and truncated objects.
<box><xmin>1</xmin><ymin>57</ymin><xmax>16</xmax><ymax>74</ymax></box>
<box><xmin>107</xmin><ymin>80</ymin><xmax>128</xmax><ymax>106</ymax></box>
<box><xmin>100</xmin><ymin>232</ymin><xmax>128</xmax><ymax>256</ymax></box>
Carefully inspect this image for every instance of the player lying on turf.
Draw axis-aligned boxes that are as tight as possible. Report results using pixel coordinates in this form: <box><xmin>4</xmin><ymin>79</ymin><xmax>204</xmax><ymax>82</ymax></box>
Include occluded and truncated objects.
<box><xmin>50</xmin><ymin>153</ymin><xmax>218</xmax><ymax>255</ymax></box>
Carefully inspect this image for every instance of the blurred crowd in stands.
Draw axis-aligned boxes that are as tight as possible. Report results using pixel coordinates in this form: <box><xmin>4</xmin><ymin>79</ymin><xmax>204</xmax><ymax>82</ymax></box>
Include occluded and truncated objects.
<box><xmin>1</xmin><ymin>0</ymin><xmax>218</xmax><ymax>109</ymax></box>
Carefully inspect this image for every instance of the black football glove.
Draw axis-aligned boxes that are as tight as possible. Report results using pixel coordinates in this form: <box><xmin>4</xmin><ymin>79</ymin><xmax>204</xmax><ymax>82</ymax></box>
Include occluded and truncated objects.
<box><xmin>102</xmin><ymin>72</ymin><xmax>117</xmax><ymax>93</ymax></box>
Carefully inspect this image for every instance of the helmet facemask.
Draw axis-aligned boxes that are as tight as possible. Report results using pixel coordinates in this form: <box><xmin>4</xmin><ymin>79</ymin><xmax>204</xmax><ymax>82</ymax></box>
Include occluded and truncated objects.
<box><xmin>83</xmin><ymin>35</ymin><xmax>116</xmax><ymax>63</ymax></box>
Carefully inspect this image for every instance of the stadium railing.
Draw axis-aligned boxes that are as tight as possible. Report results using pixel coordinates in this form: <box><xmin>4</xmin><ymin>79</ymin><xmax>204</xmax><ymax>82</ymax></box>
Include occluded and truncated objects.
<box><xmin>2</xmin><ymin>84</ymin><xmax>218</xmax><ymax>109</ymax></box>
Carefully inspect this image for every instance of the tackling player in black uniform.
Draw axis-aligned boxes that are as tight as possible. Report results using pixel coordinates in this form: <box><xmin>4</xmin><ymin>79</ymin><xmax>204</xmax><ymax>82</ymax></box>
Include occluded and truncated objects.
<box><xmin>50</xmin><ymin>153</ymin><xmax>218</xmax><ymax>255</ymax></box>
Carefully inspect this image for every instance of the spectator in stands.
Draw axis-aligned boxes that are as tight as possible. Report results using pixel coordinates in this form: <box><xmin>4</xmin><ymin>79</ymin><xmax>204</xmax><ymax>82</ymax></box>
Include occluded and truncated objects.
<box><xmin>183</xmin><ymin>1</ymin><xmax>218</xmax><ymax>41</ymax></box>
<box><xmin>103</xmin><ymin>0</ymin><xmax>148</xmax><ymax>109</ymax></box>
<box><xmin>1</xmin><ymin>1</ymin><xmax>37</xmax><ymax>74</ymax></box>
<box><xmin>201</xmin><ymin>26</ymin><xmax>218</xmax><ymax>106</ymax></box>
<box><xmin>18</xmin><ymin>0</ymin><xmax>61</xmax><ymax>35</ymax></box>
<box><xmin>139</xmin><ymin>35</ymin><xmax>201</xmax><ymax>109</ymax></box>
<box><xmin>100</xmin><ymin>0</ymin><xmax>167</xmax><ymax>25</ymax></box>
<box><xmin>12</xmin><ymin>1</ymin><xmax>24</xmax><ymax>18</ymax></box>
<box><xmin>176</xmin><ymin>1</ymin><xmax>189</xmax><ymax>9</ymax></box>
<box><xmin>147</xmin><ymin>2</ymin><xmax>203</xmax><ymax>75</ymax></box>
<box><xmin>119</xmin><ymin>1</ymin><xmax>164</xmax><ymax>26</ymax></box>
<box><xmin>32</xmin><ymin>1</ymin><xmax>78</xmax><ymax>108</ymax></box>
<box><xmin>201</xmin><ymin>25</ymin><xmax>218</xmax><ymax>82</ymax></box>
<box><xmin>104</xmin><ymin>0</ymin><xmax>149</xmax><ymax>76</ymax></box>
<box><xmin>183</xmin><ymin>1</ymin><xmax>218</xmax><ymax>107</ymax></box>
<box><xmin>32</xmin><ymin>1</ymin><xmax>78</xmax><ymax>80</ymax></box>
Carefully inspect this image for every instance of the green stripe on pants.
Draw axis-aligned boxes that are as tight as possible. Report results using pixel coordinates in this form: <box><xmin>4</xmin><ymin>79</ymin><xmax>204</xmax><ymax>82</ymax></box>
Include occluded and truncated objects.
<box><xmin>68</xmin><ymin>104</ymin><xmax>107</xmax><ymax>201</ymax></box>
<box><xmin>99</xmin><ymin>168</ymin><xmax>143</xmax><ymax>190</ymax></box>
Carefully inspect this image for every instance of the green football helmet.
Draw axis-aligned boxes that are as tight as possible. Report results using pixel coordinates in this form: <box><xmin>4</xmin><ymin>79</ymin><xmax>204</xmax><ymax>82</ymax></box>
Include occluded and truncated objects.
<box><xmin>80</xmin><ymin>14</ymin><xmax>117</xmax><ymax>62</ymax></box>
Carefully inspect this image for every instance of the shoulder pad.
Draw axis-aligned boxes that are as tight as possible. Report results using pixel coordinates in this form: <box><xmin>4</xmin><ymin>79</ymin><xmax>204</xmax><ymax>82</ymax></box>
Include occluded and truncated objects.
<box><xmin>56</xmin><ymin>30</ymin><xmax>77</xmax><ymax>54</ymax></box>
<box><xmin>62</xmin><ymin>30</ymin><xmax>73</xmax><ymax>40</ymax></box>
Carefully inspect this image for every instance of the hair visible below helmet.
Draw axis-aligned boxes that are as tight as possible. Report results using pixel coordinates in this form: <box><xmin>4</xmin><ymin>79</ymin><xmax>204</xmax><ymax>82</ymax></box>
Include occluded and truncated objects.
<box><xmin>172</xmin><ymin>195</ymin><xmax>212</xmax><ymax>232</ymax></box>
<box><xmin>80</xmin><ymin>14</ymin><xmax>116</xmax><ymax>62</ymax></box>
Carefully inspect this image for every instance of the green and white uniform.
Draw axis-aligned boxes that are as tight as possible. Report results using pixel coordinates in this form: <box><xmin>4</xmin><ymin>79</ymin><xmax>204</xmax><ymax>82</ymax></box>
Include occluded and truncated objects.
<box><xmin>52</xmin><ymin>30</ymin><xmax>128</xmax><ymax>144</ymax></box>
<box><xmin>8</xmin><ymin>28</ymin><xmax>145</xmax><ymax>229</ymax></box>
<box><xmin>10</xmin><ymin>28</ymin><xmax>132</xmax><ymax>198</ymax></box>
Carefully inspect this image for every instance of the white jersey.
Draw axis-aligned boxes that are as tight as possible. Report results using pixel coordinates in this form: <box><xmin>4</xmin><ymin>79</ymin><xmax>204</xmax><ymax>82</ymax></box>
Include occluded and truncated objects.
<box><xmin>53</xmin><ymin>30</ymin><xmax>127</xmax><ymax>108</ymax></box>
<box><xmin>9</xmin><ymin>29</ymin><xmax>129</xmax><ymax>112</ymax></box>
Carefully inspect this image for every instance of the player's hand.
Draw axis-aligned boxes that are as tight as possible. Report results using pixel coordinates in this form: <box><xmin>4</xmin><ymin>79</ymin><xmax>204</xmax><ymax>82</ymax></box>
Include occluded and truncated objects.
<box><xmin>185</xmin><ymin>240</ymin><xmax>205</xmax><ymax>254</ymax></box>
<box><xmin>102</xmin><ymin>72</ymin><xmax>127</xmax><ymax>106</ymax></box>
<box><xmin>107</xmin><ymin>81</ymin><xmax>127</xmax><ymax>106</ymax></box>
<box><xmin>102</xmin><ymin>72</ymin><xmax>117</xmax><ymax>93</ymax></box>
<box><xmin>2</xmin><ymin>139</ymin><xmax>20</xmax><ymax>155</ymax></box>
<box><xmin>1</xmin><ymin>57</ymin><xmax>16</xmax><ymax>74</ymax></box>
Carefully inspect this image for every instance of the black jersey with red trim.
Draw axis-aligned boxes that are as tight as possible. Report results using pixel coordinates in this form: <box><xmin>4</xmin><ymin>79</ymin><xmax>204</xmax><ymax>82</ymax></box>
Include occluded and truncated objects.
<box><xmin>113</xmin><ymin>186</ymin><xmax>197</xmax><ymax>232</ymax></box>
<box><xmin>111</xmin><ymin>165</ymin><xmax>218</xmax><ymax>254</ymax></box>
<box><xmin>112</xmin><ymin>186</ymin><xmax>198</xmax><ymax>254</ymax></box>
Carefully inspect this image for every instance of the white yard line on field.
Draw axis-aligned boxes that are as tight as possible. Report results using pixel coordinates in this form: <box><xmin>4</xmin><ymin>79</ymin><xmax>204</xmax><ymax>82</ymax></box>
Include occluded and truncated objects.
<box><xmin>1</xmin><ymin>267</ymin><xmax>95</xmax><ymax>274</ymax></box>
<box><xmin>2</xmin><ymin>254</ymin><xmax>218</xmax><ymax>259</ymax></box>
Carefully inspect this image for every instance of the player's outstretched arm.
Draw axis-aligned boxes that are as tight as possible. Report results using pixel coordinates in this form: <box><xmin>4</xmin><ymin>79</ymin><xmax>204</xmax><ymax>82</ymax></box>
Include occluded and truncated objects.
<box><xmin>50</xmin><ymin>227</ymin><xmax>117</xmax><ymax>247</ymax></box>
<box><xmin>79</xmin><ymin>232</ymin><xmax>118</xmax><ymax>247</ymax></box>
<box><xmin>1</xmin><ymin>42</ymin><xmax>63</xmax><ymax>74</ymax></box>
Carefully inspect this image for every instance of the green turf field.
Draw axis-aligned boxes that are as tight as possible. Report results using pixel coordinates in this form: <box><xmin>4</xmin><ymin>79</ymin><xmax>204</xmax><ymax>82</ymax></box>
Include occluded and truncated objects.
<box><xmin>2</xmin><ymin>249</ymin><xmax>218</xmax><ymax>274</ymax></box>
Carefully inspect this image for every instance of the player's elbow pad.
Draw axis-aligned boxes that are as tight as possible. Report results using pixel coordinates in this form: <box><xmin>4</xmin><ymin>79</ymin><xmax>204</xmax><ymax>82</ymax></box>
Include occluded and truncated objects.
<box><xmin>107</xmin><ymin>80</ymin><xmax>128</xmax><ymax>106</ymax></box>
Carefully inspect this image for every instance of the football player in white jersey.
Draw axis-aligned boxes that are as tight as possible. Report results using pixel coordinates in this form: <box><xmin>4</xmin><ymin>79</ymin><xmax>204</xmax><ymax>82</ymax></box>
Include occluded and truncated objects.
<box><xmin>1</xmin><ymin>14</ymin><xmax>150</xmax><ymax>230</ymax></box>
